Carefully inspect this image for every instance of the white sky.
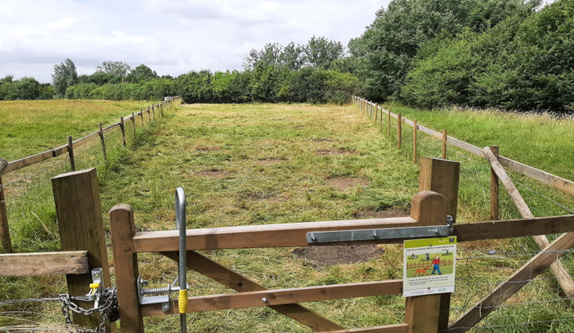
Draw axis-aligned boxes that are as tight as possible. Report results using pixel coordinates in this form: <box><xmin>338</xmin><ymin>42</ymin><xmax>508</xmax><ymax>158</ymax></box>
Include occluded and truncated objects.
<box><xmin>0</xmin><ymin>0</ymin><xmax>387</xmax><ymax>83</ymax></box>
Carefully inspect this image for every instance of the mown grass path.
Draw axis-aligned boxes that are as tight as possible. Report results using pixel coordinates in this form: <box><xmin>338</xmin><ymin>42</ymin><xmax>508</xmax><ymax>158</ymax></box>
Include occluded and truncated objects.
<box><xmin>98</xmin><ymin>103</ymin><xmax>420</xmax><ymax>332</ymax></box>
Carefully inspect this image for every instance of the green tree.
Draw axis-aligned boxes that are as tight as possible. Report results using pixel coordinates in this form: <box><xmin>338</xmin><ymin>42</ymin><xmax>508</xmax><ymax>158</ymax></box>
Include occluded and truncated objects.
<box><xmin>127</xmin><ymin>64</ymin><xmax>158</xmax><ymax>83</ymax></box>
<box><xmin>95</xmin><ymin>61</ymin><xmax>133</xmax><ymax>78</ymax></box>
<box><xmin>351</xmin><ymin>0</ymin><xmax>540</xmax><ymax>101</ymax></box>
<box><xmin>304</xmin><ymin>36</ymin><xmax>344</xmax><ymax>70</ymax></box>
<box><xmin>52</xmin><ymin>58</ymin><xmax>78</xmax><ymax>98</ymax></box>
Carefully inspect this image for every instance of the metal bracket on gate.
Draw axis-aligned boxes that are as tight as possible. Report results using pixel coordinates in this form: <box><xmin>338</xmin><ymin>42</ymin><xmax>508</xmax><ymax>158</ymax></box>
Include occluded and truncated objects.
<box><xmin>307</xmin><ymin>215</ymin><xmax>454</xmax><ymax>244</ymax></box>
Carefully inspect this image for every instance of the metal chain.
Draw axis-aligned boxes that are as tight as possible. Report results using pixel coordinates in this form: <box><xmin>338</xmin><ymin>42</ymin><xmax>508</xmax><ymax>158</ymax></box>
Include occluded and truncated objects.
<box><xmin>0</xmin><ymin>288</ymin><xmax>118</xmax><ymax>333</ymax></box>
<box><xmin>59</xmin><ymin>287</ymin><xmax>118</xmax><ymax>333</ymax></box>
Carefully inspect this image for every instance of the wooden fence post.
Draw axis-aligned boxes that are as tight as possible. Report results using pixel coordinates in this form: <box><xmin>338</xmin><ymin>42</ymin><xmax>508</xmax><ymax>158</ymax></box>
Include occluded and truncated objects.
<box><xmin>120</xmin><ymin>117</ymin><xmax>127</xmax><ymax>147</ymax></box>
<box><xmin>110</xmin><ymin>204</ymin><xmax>144</xmax><ymax>333</ymax></box>
<box><xmin>406</xmin><ymin>190</ymin><xmax>448</xmax><ymax>333</ymax></box>
<box><xmin>490</xmin><ymin>145</ymin><xmax>499</xmax><ymax>220</ymax></box>
<box><xmin>397</xmin><ymin>114</ymin><xmax>402</xmax><ymax>149</ymax></box>
<box><xmin>98</xmin><ymin>124</ymin><xmax>107</xmax><ymax>161</ymax></box>
<box><xmin>147</xmin><ymin>108</ymin><xmax>151</xmax><ymax>122</ymax></box>
<box><xmin>140</xmin><ymin>109</ymin><xmax>144</xmax><ymax>125</ymax></box>
<box><xmin>67</xmin><ymin>136</ymin><xmax>75</xmax><ymax>172</ymax></box>
<box><xmin>51</xmin><ymin>169</ymin><xmax>111</xmax><ymax>329</ymax></box>
<box><xmin>374</xmin><ymin>103</ymin><xmax>378</xmax><ymax>122</ymax></box>
<box><xmin>152</xmin><ymin>104</ymin><xmax>155</xmax><ymax>117</ymax></box>
<box><xmin>379</xmin><ymin>105</ymin><xmax>383</xmax><ymax>127</ymax></box>
<box><xmin>442</xmin><ymin>130</ymin><xmax>447</xmax><ymax>159</ymax></box>
<box><xmin>419</xmin><ymin>157</ymin><xmax>460</xmax><ymax>330</ymax></box>
<box><xmin>413</xmin><ymin>120</ymin><xmax>417</xmax><ymax>164</ymax></box>
<box><xmin>388</xmin><ymin>108</ymin><xmax>391</xmax><ymax>137</ymax></box>
<box><xmin>0</xmin><ymin>159</ymin><xmax>12</xmax><ymax>252</ymax></box>
<box><xmin>132</xmin><ymin>112</ymin><xmax>136</xmax><ymax>135</ymax></box>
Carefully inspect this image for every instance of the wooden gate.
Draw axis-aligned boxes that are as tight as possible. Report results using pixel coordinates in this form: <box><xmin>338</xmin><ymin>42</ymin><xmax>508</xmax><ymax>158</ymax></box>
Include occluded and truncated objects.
<box><xmin>109</xmin><ymin>159</ymin><xmax>574</xmax><ymax>332</ymax></box>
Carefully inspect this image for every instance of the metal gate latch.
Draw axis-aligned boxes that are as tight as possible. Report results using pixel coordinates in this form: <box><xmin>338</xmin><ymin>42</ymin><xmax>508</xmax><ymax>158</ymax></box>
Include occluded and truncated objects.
<box><xmin>307</xmin><ymin>215</ymin><xmax>454</xmax><ymax>244</ymax></box>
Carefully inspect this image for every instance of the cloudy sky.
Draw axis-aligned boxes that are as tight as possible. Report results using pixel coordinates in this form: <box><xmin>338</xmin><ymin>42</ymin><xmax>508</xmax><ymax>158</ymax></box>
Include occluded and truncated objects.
<box><xmin>0</xmin><ymin>0</ymin><xmax>387</xmax><ymax>83</ymax></box>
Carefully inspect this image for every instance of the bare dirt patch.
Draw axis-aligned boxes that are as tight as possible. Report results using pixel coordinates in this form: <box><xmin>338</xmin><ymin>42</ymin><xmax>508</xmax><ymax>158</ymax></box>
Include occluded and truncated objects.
<box><xmin>311</xmin><ymin>138</ymin><xmax>335</xmax><ymax>142</ymax></box>
<box><xmin>196</xmin><ymin>169</ymin><xmax>227</xmax><ymax>178</ymax></box>
<box><xmin>316</xmin><ymin>149</ymin><xmax>355</xmax><ymax>156</ymax></box>
<box><xmin>328</xmin><ymin>178</ymin><xmax>370</xmax><ymax>191</ymax></box>
<box><xmin>293</xmin><ymin>245</ymin><xmax>384</xmax><ymax>267</ymax></box>
<box><xmin>256</xmin><ymin>158</ymin><xmax>287</xmax><ymax>166</ymax></box>
<box><xmin>292</xmin><ymin>208</ymin><xmax>407</xmax><ymax>266</ymax></box>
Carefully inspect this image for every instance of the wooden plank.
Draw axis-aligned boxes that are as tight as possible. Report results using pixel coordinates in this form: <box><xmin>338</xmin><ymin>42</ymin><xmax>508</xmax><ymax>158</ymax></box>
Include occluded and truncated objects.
<box><xmin>133</xmin><ymin>217</ymin><xmax>417</xmax><ymax>252</ymax></box>
<box><xmin>67</xmin><ymin>136</ymin><xmax>75</xmax><ymax>172</ymax></box>
<box><xmin>110</xmin><ymin>204</ymin><xmax>144</xmax><ymax>333</ymax></box>
<box><xmin>5</xmin><ymin>150</ymin><xmax>57</xmax><ymax>174</ymax></box>
<box><xmin>449</xmin><ymin>231</ymin><xmax>574</xmax><ymax>333</ymax></box>
<box><xmin>102</xmin><ymin>122</ymin><xmax>120</xmax><ymax>134</ymax></box>
<box><xmin>405</xmin><ymin>191</ymin><xmax>447</xmax><ymax>333</ymax></box>
<box><xmin>161</xmin><ymin>250</ymin><xmax>344</xmax><ymax>331</ymax></box>
<box><xmin>73</xmin><ymin>132</ymin><xmax>99</xmax><ymax>148</ymax></box>
<box><xmin>0</xmin><ymin>175</ymin><xmax>12</xmax><ymax>252</ymax></box>
<box><xmin>483</xmin><ymin>147</ymin><xmax>532</xmax><ymax>216</ymax></box>
<box><xmin>483</xmin><ymin>146</ymin><xmax>574</xmax><ymax>298</ymax></box>
<box><xmin>51</xmin><ymin>169</ymin><xmax>110</xmax><ymax>329</ymax></box>
<box><xmin>0</xmin><ymin>251</ymin><xmax>88</xmax><ymax>277</ymax></box>
<box><xmin>454</xmin><ymin>215</ymin><xmax>574</xmax><ymax>241</ymax></box>
<box><xmin>499</xmin><ymin>156</ymin><xmax>574</xmax><ymax>197</ymax></box>
<box><xmin>325</xmin><ymin>324</ymin><xmax>408</xmax><ymax>333</ymax></box>
<box><xmin>490</xmin><ymin>146</ymin><xmax>500</xmax><ymax>220</ymax></box>
<box><xmin>418</xmin><ymin>158</ymin><xmax>459</xmax><ymax>330</ymax></box>
<box><xmin>141</xmin><ymin>280</ymin><xmax>403</xmax><ymax>316</ymax></box>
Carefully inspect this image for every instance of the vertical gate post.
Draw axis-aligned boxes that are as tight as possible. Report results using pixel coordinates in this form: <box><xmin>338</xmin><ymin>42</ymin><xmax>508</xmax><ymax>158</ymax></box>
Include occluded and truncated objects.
<box><xmin>405</xmin><ymin>190</ymin><xmax>448</xmax><ymax>332</ymax></box>
<box><xmin>0</xmin><ymin>159</ymin><xmax>12</xmax><ymax>252</ymax></box>
<box><xmin>51</xmin><ymin>169</ymin><xmax>110</xmax><ymax>329</ymax></box>
<box><xmin>490</xmin><ymin>146</ymin><xmax>500</xmax><ymax>220</ymax></box>
<box><xmin>413</xmin><ymin>120</ymin><xmax>418</xmax><ymax>164</ymax></box>
<box><xmin>442</xmin><ymin>130</ymin><xmax>448</xmax><ymax>159</ymax></box>
<box><xmin>132</xmin><ymin>112</ymin><xmax>137</xmax><ymax>136</ymax></box>
<box><xmin>110</xmin><ymin>204</ymin><xmax>144</xmax><ymax>333</ymax></box>
<box><xmin>418</xmin><ymin>157</ymin><xmax>460</xmax><ymax>331</ymax></box>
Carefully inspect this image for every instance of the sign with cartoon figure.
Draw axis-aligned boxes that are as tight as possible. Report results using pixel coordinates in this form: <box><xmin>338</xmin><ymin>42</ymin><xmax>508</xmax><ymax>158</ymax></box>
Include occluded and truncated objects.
<box><xmin>403</xmin><ymin>237</ymin><xmax>457</xmax><ymax>297</ymax></box>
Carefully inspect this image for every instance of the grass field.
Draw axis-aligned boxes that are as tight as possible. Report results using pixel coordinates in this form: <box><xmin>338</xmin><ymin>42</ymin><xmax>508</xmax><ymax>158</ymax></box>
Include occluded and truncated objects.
<box><xmin>0</xmin><ymin>99</ymin><xmax>158</xmax><ymax>161</ymax></box>
<box><xmin>2</xmin><ymin>101</ymin><xmax>574</xmax><ymax>332</ymax></box>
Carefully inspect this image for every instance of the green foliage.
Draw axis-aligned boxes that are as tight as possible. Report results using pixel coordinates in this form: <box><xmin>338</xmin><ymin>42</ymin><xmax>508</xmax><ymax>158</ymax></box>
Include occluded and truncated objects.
<box><xmin>0</xmin><ymin>76</ymin><xmax>50</xmax><ymax>100</ymax></box>
<box><xmin>52</xmin><ymin>58</ymin><xmax>78</xmax><ymax>98</ymax></box>
<box><xmin>350</xmin><ymin>0</ymin><xmax>539</xmax><ymax>102</ymax></box>
<box><xmin>244</xmin><ymin>36</ymin><xmax>344</xmax><ymax>71</ymax></box>
<box><xmin>402</xmin><ymin>0</ymin><xmax>574</xmax><ymax>112</ymax></box>
<box><xmin>65</xmin><ymin>66</ymin><xmax>357</xmax><ymax>104</ymax></box>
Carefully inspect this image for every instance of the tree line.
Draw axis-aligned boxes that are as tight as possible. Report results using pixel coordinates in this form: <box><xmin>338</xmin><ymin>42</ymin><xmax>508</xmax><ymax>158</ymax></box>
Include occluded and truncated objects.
<box><xmin>1</xmin><ymin>0</ymin><xmax>572</xmax><ymax>112</ymax></box>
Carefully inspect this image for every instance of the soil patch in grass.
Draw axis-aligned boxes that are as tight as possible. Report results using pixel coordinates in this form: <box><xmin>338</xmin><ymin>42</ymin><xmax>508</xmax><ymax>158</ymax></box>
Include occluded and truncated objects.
<box><xmin>196</xmin><ymin>169</ymin><xmax>227</xmax><ymax>178</ymax></box>
<box><xmin>329</xmin><ymin>177</ymin><xmax>371</xmax><ymax>191</ymax></box>
<box><xmin>316</xmin><ymin>149</ymin><xmax>355</xmax><ymax>156</ymax></box>
<box><xmin>293</xmin><ymin>208</ymin><xmax>408</xmax><ymax>267</ymax></box>
<box><xmin>294</xmin><ymin>245</ymin><xmax>384</xmax><ymax>267</ymax></box>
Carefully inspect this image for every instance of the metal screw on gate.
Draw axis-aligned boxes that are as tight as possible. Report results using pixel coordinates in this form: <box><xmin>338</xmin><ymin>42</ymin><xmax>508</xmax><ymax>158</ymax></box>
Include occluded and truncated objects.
<box><xmin>372</xmin><ymin>231</ymin><xmax>378</xmax><ymax>239</ymax></box>
<box><xmin>262</xmin><ymin>297</ymin><xmax>268</xmax><ymax>303</ymax></box>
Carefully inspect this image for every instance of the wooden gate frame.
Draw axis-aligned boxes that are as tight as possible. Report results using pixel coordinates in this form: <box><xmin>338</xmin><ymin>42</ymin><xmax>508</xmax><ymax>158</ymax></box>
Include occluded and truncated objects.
<box><xmin>109</xmin><ymin>158</ymin><xmax>574</xmax><ymax>333</ymax></box>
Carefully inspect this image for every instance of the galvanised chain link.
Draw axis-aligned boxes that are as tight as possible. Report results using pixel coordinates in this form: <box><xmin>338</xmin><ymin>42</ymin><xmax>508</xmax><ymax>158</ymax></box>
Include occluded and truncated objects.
<box><xmin>1</xmin><ymin>288</ymin><xmax>118</xmax><ymax>333</ymax></box>
<box><xmin>60</xmin><ymin>287</ymin><xmax>118</xmax><ymax>333</ymax></box>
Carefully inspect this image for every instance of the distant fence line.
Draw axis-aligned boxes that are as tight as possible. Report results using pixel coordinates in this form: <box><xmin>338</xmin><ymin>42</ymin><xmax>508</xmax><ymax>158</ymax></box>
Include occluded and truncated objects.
<box><xmin>0</xmin><ymin>97</ymin><xmax>182</xmax><ymax>253</ymax></box>
<box><xmin>352</xmin><ymin>96</ymin><xmax>574</xmax><ymax>198</ymax></box>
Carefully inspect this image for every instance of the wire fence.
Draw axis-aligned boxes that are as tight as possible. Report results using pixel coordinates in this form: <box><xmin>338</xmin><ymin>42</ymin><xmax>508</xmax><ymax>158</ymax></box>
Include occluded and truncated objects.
<box><xmin>355</xmin><ymin>99</ymin><xmax>574</xmax><ymax>331</ymax></box>
<box><xmin>0</xmin><ymin>100</ymin><xmax>179</xmax><ymax>330</ymax></box>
